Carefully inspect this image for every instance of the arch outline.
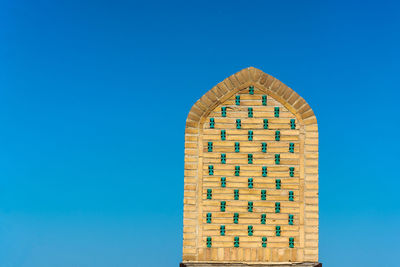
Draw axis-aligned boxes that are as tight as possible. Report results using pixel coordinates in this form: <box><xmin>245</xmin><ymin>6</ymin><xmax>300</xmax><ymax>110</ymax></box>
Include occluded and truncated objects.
<box><xmin>183</xmin><ymin>67</ymin><xmax>319</xmax><ymax>263</ymax></box>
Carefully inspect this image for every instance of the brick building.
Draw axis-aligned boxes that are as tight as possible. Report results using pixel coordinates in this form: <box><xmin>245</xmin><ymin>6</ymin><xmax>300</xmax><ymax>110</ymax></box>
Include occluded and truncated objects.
<box><xmin>181</xmin><ymin>67</ymin><xmax>320</xmax><ymax>266</ymax></box>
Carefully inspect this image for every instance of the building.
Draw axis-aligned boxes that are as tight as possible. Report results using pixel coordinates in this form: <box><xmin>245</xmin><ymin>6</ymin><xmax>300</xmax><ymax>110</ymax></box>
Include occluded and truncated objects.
<box><xmin>182</xmin><ymin>67</ymin><xmax>320</xmax><ymax>266</ymax></box>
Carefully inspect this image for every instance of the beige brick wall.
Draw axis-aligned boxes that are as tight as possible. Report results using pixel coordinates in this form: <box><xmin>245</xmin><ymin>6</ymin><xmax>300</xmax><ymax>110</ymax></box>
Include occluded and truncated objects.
<box><xmin>183</xmin><ymin>67</ymin><xmax>318</xmax><ymax>263</ymax></box>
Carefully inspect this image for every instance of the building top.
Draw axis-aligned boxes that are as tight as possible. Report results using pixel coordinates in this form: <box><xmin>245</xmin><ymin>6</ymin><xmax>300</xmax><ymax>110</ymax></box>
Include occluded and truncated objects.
<box><xmin>182</xmin><ymin>67</ymin><xmax>319</xmax><ymax>265</ymax></box>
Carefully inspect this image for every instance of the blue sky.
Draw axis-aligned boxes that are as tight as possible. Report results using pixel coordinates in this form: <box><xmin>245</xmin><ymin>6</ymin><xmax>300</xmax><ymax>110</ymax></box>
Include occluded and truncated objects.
<box><xmin>1</xmin><ymin>0</ymin><xmax>399</xmax><ymax>266</ymax></box>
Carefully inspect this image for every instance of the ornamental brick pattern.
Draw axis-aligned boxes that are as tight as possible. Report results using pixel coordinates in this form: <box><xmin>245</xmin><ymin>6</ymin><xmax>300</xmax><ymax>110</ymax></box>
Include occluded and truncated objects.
<box><xmin>183</xmin><ymin>67</ymin><xmax>318</xmax><ymax>264</ymax></box>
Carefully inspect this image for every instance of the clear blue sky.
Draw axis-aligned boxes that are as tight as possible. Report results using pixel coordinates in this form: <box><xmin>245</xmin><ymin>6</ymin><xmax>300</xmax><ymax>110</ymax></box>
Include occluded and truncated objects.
<box><xmin>1</xmin><ymin>0</ymin><xmax>399</xmax><ymax>266</ymax></box>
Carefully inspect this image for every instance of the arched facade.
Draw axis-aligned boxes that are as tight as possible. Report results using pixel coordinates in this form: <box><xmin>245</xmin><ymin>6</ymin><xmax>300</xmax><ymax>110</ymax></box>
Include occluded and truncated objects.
<box><xmin>182</xmin><ymin>67</ymin><xmax>318</xmax><ymax>264</ymax></box>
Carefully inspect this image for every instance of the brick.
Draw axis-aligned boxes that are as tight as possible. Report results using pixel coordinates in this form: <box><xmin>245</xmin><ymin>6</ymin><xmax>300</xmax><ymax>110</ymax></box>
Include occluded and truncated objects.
<box><xmin>183</xmin><ymin>226</ymin><xmax>196</xmax><ymax>234</ymax></box>
<box><xmin>304</xmin><ymin>190</ymin><xmax>318</xmax><ymax>197</ymax></box>
<box><xmin>302</xmin><ymin>109</ymin><xmax>316</xmax><ymax>120</ymax></box>
<box><xmin>306</xmin><ymin>219</ymin><xmax>319</xmax><ymax>226</ymax></box>
<box><xmin>184</xmin><ymin>178</ymin><xmax>196</xmax><ymax>184</ymax></box>
<box><xmin>184</xmin><ymin>149</ymin><xmax>197</xmax><ymax>156</ymax></box>
<box><xmin>305</xmin><ymin>197</ymin><xmax>318</xmax><ymax>205</ymax></box>
<box><xmin>183</xmin><ymin>233</ymin><xmax>197</xmax><ymax>240</ymax></box>
<box><xmin>224</xmin><ymin>248</ymin><xmax>230</xmax><ymax>261</ymax></box>
<box><xmin>183</xmin><ymin>205</ymin><xmax>196</xmax><ymax>212</ymax></box>
<box><xmin>185</xmin><ymin>142</ymin><xmax>197</xmax><ymax>149</ymax></box>
<box><xmin>182</xmin><ymin>254</ymin><xmax>196</xmax><ymax>261</ymax></box>
<box><xmin>185</xmin><ymin>135</ymin><xmax>198</xmax><ymax>142</ymax></box>
<box><xmin>183</xmin><ymin>212</ymin><xmax>197</xmax><ymax>219</ymax></box>
<box><xmin>264</xmin><ymin>75</ymin><xmax>275</xmax><ymax>89</ymax></box>
<box><xmin>183</xmin><ymin>240</ymin><xmax>196</xmax><ymax>246</ymax></box>
<box><xmin>304</xmin><ymin>254</ymin><xmax>318</xmax><ymax>262</ymax></box>
<box><xmin>194</xmin><ymin>100</ymin><xmax>208</xmax><ymax>112</ymax></box>
<box><xmin>211</xmin><ymin>247</ymin><xmax>218</xmax><ymax>260</ymax></box>
<box><xmin>189</xmin><ymin>103</ymin><xmax>205</xmax><ymax>117</ymax></box>
<box><xmin>210</xmin><ymin>87</ymin><xmax>224</xmax><ymax>100</ymax></box>
<box><xmin>242</xmin><ymin>68</ymin><xmax>252</xmax><ymax>82</ymax></box>
<box><xmin>237</xmin><ymin>248</ymin><xmax>244</xmax><ymax>261</ymax></box>
<box><xmin>305</xmin><ymin>167</ymin><xmax>318</xmax><ymax>174</ymax></box>
<box><xmin>297</xmin><ymin>248</ymin><xmax>304</xmax><ymax>262</ymax></box>
<box><xmin>184</xmin><ymin>155</ymin><xmax>197</xmax><ymax>162</ymax></box>
<box><xmin>216</xmin><ymin>82</ymin><xmax>229</xmax><ymax>94</ymax></box>
<box><xmin>198</xmin><ymin>248</ymin><xmax>205</xmax><ymax>261</ymax></box>
<box><xmin>228</xmin><ymin>75</ymin><xmax>240</xmax><ymax>88</ymax></box>
<box><xmin>184</xmin><ymin>191</ymin><xmax>196</xmax><ymax>198</ymax></box>
<box><xmin>186</xmin><ymin>113</ymin><xmax>200</xmax><ymax>124</ymax></box>
<box><xmin>305</xmin><ymin>226</ymin><xmax>318</xmax><ymax>233</ymax></box>
<box><xmin>217</xmin><ymin>248</ymin><xmax>224</xmax><ymax>261</ymax></box>
<box><xmin>306</xmin><ymin>183</ymin><xmax>319</xmax><ymax>190</ymax></box>
<box><xmin>305</xmin><ymin>139</ymin><xmax>318</xmax><ymax>145</ymax></box>
<box><xmin>223</xmin><ymin>79</ymin><xmax>235</xmax><ymax>91</ymax></box>
<box><xmin>305</xmin><ymin>232</ymin><xmax>318</xmax><ymax>238</ymax></box>
<box><xmin>235</xmin><ymin>70</ymin><xmax>248</xmax><ymax>84</ymax></box>
<box><xmin>196</xmin><ymin>99</ymin><xmax>209</xmax><ymax>111</ymax></box>
<box><xmin>206</xmin><ymin>89</ymin><xmax>219</xmax><ymax>103</ymax></box>
<box><xmin>290</xmin><ymin>248</ymin><xmax>298</xmax><ymax>262</ymax></box>
<box><xmin>307</xmin><ymin>131</ymin><xmax>319</xmax><ymax>138</ymax></box>
<box><xmin>305</xmin><ymin>205</ymin><xmax>319</xmax><ymax>212</ymax></box>
<box><xmin>271</xmin><ymin>248</ymin><xmax>279</xmax><ymax>261</ymax></box>
<box><xmin>184</xmin><ymin>170</ymin><xmax>197</xmax><ymax>176</ymax></box>
<box><xmin>305</xmin><ymin>175</ymin><xmax>318</xmax><ymax>182</ymax></box>
<box><xmin>257</xmin><ymin>72</ymin><xmax>266</xmax><ymax>84</ymax></box>
<box><xmin>298</xmin><ymin>103</ymin><xmax>311</xmax><ymax>115</ymax></box>
<box><xmin>305</xmin><ymin>159</ymin><xmax>318</xmax><ymax>166</ymax></box>
<box><xmin>270</xmin><ymin>79</ymin><xmax>281</xmax><ymax>93</ymax></box>
<box><xmin>183</xmin><ymin>225</ymin><xmax>196</xmax><ymax>236</ymax></box>
<box><xmin>184</xmin><ymin>198</ymin><xmax>196</xmax><ymax>205</ymax></box>
<box><xmin>213</xmin><ymin>83</ymin><xmax>226</xmax><ymax>96</ymax></box>
<box><xmin>282</xmin><ymin>87</ymin><xmax>293</xmax><ymax>101</ymax></box>
<box><xmin>185</xmin><ymin>128</ymin><xmax>199</xmax><ymax>135</ymax></box>
<box><xmin>184</xmin><ymin>164</ymin><xmax>197</xmax><ymax>170</ymax></box>
<box><xmin>183</xmin><ymin>248</ymin><xmax>197</xmax><ymax>254</ymax></box>
<box><xmin>305</xmin><ymin>125</ymin><xmax>318</xmax><ymax>131</ymax></box>
<box><xmin>184</xmin><ymin>184</ymin><xmax>196</xmax><ymax>191</ymax></box>
<box><xmin>287</xmin><ymin>91</ymin><xmax>300</xmax><ymax>105</ymax></box>
<box><xmin>293</xmin><ymin>99</ymin><xmax>306</xmax><ymax>111</ymax></box>
<box><xmin>278</xmin><ymin>248</ymin><xmax>290</xmax><ymax>262</ymax></box>
<box><xmin>304</xmin><ymin>248</ymin><xmax>318</xmax><ymax>255</ymax></box>
<box><xmin>205</xmin><ymin>247</ymin><xmax>211</xmax><ymax>260</ymax></box>
<box><xmin>276</xmin><ymin>83</ymin><xmax>290</xmax><ymax>96</ymax></box>
<box><xmin>185</xmin><ymin>120</ymin><xmax>198</xmax><ymax>128</ymax></box>
<box><xmin>199</xmin><ymin>94</ymin><xmax>214</xmax><ymax>107</ymax></box>
<box><xmin>249</xmin><ymin>67</ymin><xmax>262</xmax><ymax>82</ymax></box>
<box><xmin>304</xmin><ymin>117</ymin><xmax>318</xmax><ymax>125</ymax></box>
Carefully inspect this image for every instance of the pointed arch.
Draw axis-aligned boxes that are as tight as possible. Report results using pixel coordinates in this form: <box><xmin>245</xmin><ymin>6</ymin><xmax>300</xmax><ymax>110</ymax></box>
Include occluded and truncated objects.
<box><xmin>183</xmin><ymin>67</ymin><xmax>319</xmax><ymax>263</ymax></box>
<box><xmin>185</xmin><ymin>67</ymin><xmax>317</xmax><ymax>128</ymax></box>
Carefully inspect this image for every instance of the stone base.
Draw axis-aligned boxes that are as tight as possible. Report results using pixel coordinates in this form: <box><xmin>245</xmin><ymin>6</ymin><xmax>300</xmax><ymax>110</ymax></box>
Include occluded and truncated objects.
<box><xmin>180</xmin><ymin>263</ymin><xmax>322</xmax><ymax>267</ymax></box>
